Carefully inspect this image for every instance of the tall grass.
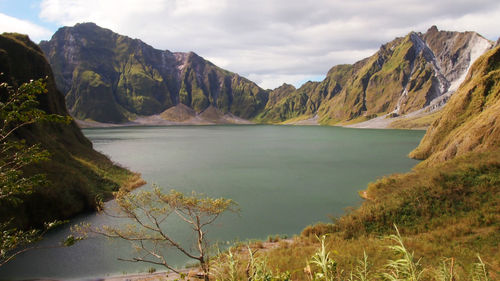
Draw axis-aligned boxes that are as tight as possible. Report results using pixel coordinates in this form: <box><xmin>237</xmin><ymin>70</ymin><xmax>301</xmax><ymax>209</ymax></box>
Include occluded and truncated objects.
<box><xmin>210</xmin><ymin>226</ymin><xmax>494</xmax><ymax>281</ymax></box>
<box><xmin>306</xmin><ymin>236</ymin><xmax>337</xmax><ymax>281</ymax></box>
<box><xmin>347</xmin><ymin>251</ymin><xmax>371</xmax><ymax>281</ymax></box>
<box><xmin>471</xmin><ymin>255</ymin><xmax>490</xmax><ymax>281</ymax></box>
<box><xmin>382</xmin><ymin>225</ymin><xmax>423</xmax><ymax>281</ymax></box>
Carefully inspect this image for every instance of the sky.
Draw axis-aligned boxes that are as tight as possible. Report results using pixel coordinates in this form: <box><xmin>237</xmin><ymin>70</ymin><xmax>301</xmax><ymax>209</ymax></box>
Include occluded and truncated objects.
<box><xmin>1</xmin><ymin>0</ymin><xmax>499</xmax><ymax>89</ymax></box>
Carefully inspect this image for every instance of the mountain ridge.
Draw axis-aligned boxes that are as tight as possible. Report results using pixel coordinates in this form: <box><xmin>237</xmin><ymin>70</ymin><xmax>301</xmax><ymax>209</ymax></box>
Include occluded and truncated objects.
<box><xmin>41</xmin><ymin>23</ymin><xmax>493</xmax><ymax>128</ymax></box>
<box><xmin>40</xmin><ymin>22</ymin><xmax>268</xmax><ymax>124</ymax></box>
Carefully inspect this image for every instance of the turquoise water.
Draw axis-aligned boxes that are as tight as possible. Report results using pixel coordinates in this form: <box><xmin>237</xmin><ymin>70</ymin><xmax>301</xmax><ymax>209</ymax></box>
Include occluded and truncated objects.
<box><xmin>0</xmin><ymin>125</ymin><xmax>424</xmax><ymax>280</ymax></box>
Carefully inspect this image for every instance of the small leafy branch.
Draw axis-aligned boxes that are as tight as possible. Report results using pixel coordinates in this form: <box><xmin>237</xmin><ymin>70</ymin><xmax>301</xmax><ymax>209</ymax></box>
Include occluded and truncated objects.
<box><xmin>0</xmin><ymin>220</ymin><xmax>70</xmax><ymax>267</ymax></box>
<box><xmin>0</xmin><ymin>77</ymin><xmax>72</xmax><ymax>267</ymax></box>
<box><xmin>0</xmin><ymin>78</ymin><xmax>71</xmax><ymax>202</ymax></box>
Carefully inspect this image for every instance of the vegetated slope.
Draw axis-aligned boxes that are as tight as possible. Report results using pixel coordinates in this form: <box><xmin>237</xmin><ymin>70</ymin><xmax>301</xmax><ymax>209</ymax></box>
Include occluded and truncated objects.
<box><xmin>40</xmin><ymin>23</ymin><xmax>268</xmax><ymax>123</ymax></box>
<box><xmin>410</xmin><ymin>45</ymin><xmax>500</xmax><ymax>164</ymax></box>
<box><xmin>260</xmin><ymin>26</ymin><xmax>492</xmax><ymax>126</ymax></box>
<box><xmin>255</xmin><ymin>64</ymin><xmax>353</xmax><ymax>123</ymax></box>
<box><xmin>251</xmin><ymin>43</ymin><xmax>500</xmax><ymax>280</ymax></box>
<box><xmin>0</xmin><ymin>33</ymin><xmax>142</xmax><ymax>229</ymax></box>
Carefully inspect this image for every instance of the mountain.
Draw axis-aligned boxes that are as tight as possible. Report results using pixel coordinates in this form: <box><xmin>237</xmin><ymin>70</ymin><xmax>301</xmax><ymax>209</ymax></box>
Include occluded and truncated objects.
<box><xmin>410</xmin><ymin>44</ymin><xmax>500</xmax><ymax>164</ymax></box>
<box><xmin>255</xmin><ymin>64</ymin><xmax>353</xmax><ymax>123</ymax></box>
<box><xmin>261</xmin><ymin>26</ymin><xmax>493</xmax><ymax>126</ymax></box>
<box><xmin>40</xmin><ymin>23</ymin><xmax>268</xmax><ymax>124</ymax></box>
<box><xmin>41</xmin><ymin>24</ymin><xmax>493</xmax><ymax>127</ymax></box>
<box><xmin>0</xmin><ymin>33</ymin><xmax>143</xmax><ymax>229</ymax></box>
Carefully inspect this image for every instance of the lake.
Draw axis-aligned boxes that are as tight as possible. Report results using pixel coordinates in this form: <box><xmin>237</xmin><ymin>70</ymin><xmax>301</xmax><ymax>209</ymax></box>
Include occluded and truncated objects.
<box><xmin>0</xmin><ymin>125</ymin><xmax>424</xmax><ymax>280</ymax></box>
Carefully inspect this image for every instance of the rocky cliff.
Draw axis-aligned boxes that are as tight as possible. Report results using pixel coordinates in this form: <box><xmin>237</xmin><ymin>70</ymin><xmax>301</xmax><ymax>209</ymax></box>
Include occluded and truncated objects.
<box><xmin>0</xmin><ymin>33</ymin><xmax>140</xmax><ymax>228</ymax></box>
<box><xmin>40</xmin><ymin>23</ymin><xmax>268</xmax><ymax>123</ymax></box>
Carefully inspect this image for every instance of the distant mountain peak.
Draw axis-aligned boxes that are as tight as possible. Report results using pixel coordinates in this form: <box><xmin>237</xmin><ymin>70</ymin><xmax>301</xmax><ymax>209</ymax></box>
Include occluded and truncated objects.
<box><xmin>427</xmin><ymin>25</ymin><xmax>439</xmax><ymax>33</ymax></box>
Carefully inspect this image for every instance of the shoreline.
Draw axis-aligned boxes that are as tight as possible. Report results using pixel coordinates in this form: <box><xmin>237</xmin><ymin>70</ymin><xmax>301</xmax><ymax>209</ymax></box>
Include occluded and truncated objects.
<box><xmin>29</xmin><ymin>239</ymin><xmax>295</xmax><ymax>281</ymax></box>
<box><xmin>76</xmin><ymin>111</ymin><xmax>434</xmax><ymax>130</ymax></box>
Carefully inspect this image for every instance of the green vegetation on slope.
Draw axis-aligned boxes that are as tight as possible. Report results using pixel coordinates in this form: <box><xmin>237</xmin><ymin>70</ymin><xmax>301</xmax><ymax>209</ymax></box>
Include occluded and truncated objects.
<box><xmin>0</xmin><ymin>33</ymin><xmax>144</xmax><ymax>229</ymax></box>
<box><xmin>256</xmin><ymin>65</ymin><xmax>353</xmax><ymax>124</ymax></box>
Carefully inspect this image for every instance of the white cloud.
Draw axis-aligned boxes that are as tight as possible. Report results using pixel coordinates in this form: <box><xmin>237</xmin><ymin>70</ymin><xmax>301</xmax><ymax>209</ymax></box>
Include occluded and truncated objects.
<box><xmin>0</xmin><ymin>13</ymin><xmax>52</xmax><ymax>42</ymax></box>
<box><xmin>38</xmin><ymin>0</ymin><xmax>500</xmax><ymax>89</ymax></box>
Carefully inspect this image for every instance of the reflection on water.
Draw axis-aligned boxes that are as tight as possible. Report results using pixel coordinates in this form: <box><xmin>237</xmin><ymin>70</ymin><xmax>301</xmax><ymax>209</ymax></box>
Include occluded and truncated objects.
<box><xmin>0</xmin><ymin>125</ymin><xmax>424</xmax><ymax>280</ymax></box>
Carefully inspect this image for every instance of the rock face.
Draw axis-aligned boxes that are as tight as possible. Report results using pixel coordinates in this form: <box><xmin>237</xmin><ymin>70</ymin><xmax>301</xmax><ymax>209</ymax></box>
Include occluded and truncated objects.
<box><xmin>0</xmin><ymin>33</ymin><xmax>135</xmax><ymax>228</ymax></box>
<box><xmin>262</xmin><ymin>26</ymin><xmax>493</xmax><ymax>125</ymax></box>
<box><xmin>410</xmin><ymin>44</ymin><xmax>500</xmax><ymax>164</ymax></box>
<box><xmin>40</xmin><ymin>23</ymin><xmax>268</xmax><ymax>123</ymax></box>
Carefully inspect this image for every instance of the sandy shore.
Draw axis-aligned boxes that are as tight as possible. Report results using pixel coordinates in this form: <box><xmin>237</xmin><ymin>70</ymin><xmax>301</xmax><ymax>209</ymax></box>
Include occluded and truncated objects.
<box><xmin>76</xmin><ymin>113</ymin><xmax>253</xmax><ymax>128</ymax></box>
<box><xmin>284</xmin><ymin>115</ymin><xmax>320</xmax><ymax>125</ymax></box>
<box><xmin>76</xmin><ymin>111</ymin><xmax>430</xmax><ymax>130</ymax></box>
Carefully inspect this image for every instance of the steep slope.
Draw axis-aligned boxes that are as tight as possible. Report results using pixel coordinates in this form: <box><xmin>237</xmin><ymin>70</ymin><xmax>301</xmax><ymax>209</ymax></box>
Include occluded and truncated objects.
<box><xmin>40</xmin><ymin>23</ymin><xmax>268</xmax><ymax>123</ymax></box>
<box><xmin>0</xmin><ymin>33</ymin><xmax>142</xmax><ymax>229</ymax></box>
<box><xmin>261</xmin><ymin>27</ymin><xmax>492</xmax><ymax>126</ymax></box>
<box><xmin>256</xmin><ymin>64</ymin><xmax>352</xmax><ymax>123</ymax></box>
<box><xmin>410</xmin><ymin>45</ymin><xmax>500</xmax><ymax>164</ymax></box>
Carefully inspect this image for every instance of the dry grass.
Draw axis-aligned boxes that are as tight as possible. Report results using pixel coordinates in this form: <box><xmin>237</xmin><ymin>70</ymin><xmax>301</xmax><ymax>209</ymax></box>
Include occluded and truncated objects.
<box><xmin>388</xmin><ymin>111</ymin><xmax>441</xmax><ymax>130</ymax></box>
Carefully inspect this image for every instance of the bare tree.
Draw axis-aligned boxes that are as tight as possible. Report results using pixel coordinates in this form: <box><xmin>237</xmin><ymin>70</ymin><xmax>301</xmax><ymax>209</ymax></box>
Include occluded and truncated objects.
<box><xmin>79</xmin><ymin>187</ymin><xmax>237</xmax><ymax>280</ymax></box>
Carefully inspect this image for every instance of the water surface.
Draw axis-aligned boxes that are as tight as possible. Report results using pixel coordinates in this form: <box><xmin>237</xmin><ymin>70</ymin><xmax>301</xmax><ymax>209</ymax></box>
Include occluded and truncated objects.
<box><xmin>0</xmin><ymin>125</ymin><xmax>424</xmax><ymax>280</ymax></box>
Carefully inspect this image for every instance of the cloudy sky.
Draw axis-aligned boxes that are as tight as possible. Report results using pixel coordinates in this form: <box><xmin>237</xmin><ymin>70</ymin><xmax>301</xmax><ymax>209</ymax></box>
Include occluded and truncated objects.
<box><xmin>1</xmin><ymin>0</ymin><xmax>499</xmax><ymax>89</ymax></box>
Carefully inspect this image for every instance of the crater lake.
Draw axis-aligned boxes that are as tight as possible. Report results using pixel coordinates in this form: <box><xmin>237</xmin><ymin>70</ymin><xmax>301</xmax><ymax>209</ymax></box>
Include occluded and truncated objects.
<box><xmin>0</xmin><ymin>125</ymin><xmax>424</xmax><ymax>280</ymax></box>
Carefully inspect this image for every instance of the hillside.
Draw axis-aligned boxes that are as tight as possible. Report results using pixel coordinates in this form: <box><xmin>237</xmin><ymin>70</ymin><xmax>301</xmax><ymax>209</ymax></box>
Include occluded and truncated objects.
<box><xmin>262</xmin><ymin>26</ymin><xmax>493</xmax><ymax>126</ymax></box>
<box><xmin>40</xmin><ymin>23</ymin><xmax>268</xmax><ymax>123</ymax></box>
<box><xmin>0</xmin><ymin>33</ymin><xmax>143</xmax><ymax>229</ymax></box>
<box><xmin>410</xmin><ymin>45</ymin><xmax>500</xmax><ymax>164</ymax></box>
